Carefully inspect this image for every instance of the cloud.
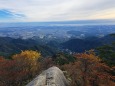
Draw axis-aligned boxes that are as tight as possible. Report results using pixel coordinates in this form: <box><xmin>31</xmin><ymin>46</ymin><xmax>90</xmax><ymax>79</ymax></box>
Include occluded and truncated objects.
<box><xmin>0</xmin><ymin>9</ymin><xmax>25</xmax><ymax>22</ymax></box>
<box><xmin>0</xmin><ymin>0</ymin><xmax>115</xmax><ymax>22</ymax></box>
<box><xmin>0</xmin><ymin>9</ymin><xmax>14</xmax><ymax>19</ymax></box>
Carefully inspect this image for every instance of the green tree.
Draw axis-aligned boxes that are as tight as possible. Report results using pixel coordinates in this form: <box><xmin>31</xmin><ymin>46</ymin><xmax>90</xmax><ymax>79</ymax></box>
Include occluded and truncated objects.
<box><xmin>97</xmin><ymin>33</ymin><xmax>115</xmax><ymax>67</ymax></box>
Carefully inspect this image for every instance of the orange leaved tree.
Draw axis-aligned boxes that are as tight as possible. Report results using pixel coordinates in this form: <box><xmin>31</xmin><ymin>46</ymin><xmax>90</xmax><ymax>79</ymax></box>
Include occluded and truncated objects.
<box><xmin>0</xmin><ymin>50</ymin><xmax>41</xmax><ymax>86</ymax></box>
<box><xmin>63</xmin><ymin>50</ymin><xmax>115</xmax><ymax>86</ymax></box>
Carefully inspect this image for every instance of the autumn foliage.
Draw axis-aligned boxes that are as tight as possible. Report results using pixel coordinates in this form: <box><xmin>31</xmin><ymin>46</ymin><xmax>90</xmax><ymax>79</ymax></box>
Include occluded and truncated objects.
<box><xmin>0</xmin><ymin>50</ymin><xmax>41</xmax><ymax>86</ymax></box>
<box><xmin>0</xmin><ymin>50</ymin><xmax>115</xmax><ymax>86</ymax></box>
<box><xmin>63</xmin><ymin>50</ymin><xmax>115</xmax><ymax>86</ymax></box>
<box><xmin>12</xmin><ymin>50</ymin><xmax>41</xmax><ymax>76</ymax></box>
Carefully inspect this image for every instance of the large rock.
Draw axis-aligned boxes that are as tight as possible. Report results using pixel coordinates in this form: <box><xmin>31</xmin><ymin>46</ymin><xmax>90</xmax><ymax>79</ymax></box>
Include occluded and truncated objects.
<box><xmin>26</xmin><ymin>66</ymin><xmax>69</xmax><ymax>86</ymax></box>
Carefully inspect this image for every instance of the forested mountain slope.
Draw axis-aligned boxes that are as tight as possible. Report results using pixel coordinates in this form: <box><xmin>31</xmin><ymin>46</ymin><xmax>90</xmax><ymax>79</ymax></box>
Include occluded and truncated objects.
<box><xmin>62</xmin><ymin>34</ymin><xmax>115</xmax><ymax>52</ymax></box>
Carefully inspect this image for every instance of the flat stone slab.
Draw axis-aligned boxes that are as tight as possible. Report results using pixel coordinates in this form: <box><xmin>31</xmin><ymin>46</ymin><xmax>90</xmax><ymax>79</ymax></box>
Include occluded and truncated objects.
<box><xmin>26</xmin><ymin>66</ymin><xmax>69</xmax><ymax>86</ymax></box>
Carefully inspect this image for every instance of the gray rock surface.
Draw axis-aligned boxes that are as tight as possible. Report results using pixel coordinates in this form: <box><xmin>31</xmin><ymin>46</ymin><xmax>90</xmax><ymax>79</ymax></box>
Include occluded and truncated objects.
<box><xmin>26</xmin><ymin>66</ymin><xmax>69</xmax><ymax>86</ymax></box>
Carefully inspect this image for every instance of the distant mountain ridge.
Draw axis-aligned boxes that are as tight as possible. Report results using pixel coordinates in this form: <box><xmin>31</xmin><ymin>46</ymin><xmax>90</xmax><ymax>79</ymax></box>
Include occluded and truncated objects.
<box><xmin>62</xmin><ymin>34</ymin><xmax>115</xmax><ymax>52</ymax></box>
<box><xmin>0</xmin><ymin>37</ymin><xmax>57</xmax><ymax>57</ymax></box>
<box><xmin>0</xmin><ymin>33</ymin><xmax>115</xmax><ymax>57</ymax></box>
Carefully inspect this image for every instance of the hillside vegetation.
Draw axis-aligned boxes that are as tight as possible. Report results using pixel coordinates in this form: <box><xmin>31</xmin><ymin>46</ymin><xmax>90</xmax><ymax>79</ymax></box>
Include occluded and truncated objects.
<box><xmin>0</xmin><ymin>50</ymin><xmax>115</xmax><ymax>86</ymax></box>
<box><xmin>0</xmin><ymin>50</ymin><xmax>41</xmax><ymax>86</ymax></box>
<box><xmin>0</xmin><ymin>34</ymin><xmax>115</xmax><ymax>86</ymax></box>
<box><xmin>0</xmin><ymin>37</ymin><xmax>57</xmax><ymax>57</ymax></box>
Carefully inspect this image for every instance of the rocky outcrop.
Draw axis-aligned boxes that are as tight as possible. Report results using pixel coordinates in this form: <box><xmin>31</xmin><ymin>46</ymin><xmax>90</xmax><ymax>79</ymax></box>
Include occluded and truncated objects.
<box><xmin>26</xmin><ymin>66</ymin><xmax>69</xmax><ymax>86</ymax></box>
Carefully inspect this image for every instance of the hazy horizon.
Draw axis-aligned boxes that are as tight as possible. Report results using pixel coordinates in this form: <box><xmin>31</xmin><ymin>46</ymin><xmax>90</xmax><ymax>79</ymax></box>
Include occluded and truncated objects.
<box><xmin>0</xmin><ymin>19</ymin><xmax>115</xmax><ymax>27</ymax></box>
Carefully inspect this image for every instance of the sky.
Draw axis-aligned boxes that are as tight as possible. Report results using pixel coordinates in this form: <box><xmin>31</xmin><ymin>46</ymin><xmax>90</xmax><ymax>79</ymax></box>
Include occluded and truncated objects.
<box><xmin>0</xmin><ymin>0</ymin><xmax>115</xmax><ymax>22</ymax></box>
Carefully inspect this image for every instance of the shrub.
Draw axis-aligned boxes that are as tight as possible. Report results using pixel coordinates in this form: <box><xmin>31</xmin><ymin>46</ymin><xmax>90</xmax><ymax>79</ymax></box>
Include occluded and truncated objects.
<box><xmin>63</xmin><ymin>51</ymin><xmax>115</xmax><ymax>86</ymax></box>
<box><xmin>0</xmin><ymin>50</ymin><xmax>41</xmax><ymax>86</ymax></box>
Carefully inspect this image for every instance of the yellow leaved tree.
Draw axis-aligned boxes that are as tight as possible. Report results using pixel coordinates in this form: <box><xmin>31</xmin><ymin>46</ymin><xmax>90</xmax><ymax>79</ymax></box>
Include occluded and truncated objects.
<box><xmin>12</xmin><ymin>50</ymin><xmax>41</xmax><ymax>77</ymax></box>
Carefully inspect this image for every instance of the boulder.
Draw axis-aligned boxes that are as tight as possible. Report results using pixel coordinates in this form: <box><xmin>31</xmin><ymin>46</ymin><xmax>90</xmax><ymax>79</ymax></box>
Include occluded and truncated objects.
<box><xmin>26</xmin><ymin>66</ymin><xmax>69</xmax><ymax>86</ymax></box>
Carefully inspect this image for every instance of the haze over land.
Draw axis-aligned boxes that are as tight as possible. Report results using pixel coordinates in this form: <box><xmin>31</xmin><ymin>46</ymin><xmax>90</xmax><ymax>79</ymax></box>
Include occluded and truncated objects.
<box><xmin>0</xmin><ymin>1</ymin><xmax>115</xmax><ymax>86</ymax></box>
<box><xmin>0</xmin><ymin>0</ymin><xmax>115</xmax><ymax>59</ymax></box>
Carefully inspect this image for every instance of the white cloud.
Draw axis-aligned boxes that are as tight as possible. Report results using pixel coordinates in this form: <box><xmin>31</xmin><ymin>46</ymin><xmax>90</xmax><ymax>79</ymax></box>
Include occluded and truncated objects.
<box><xmin>0</xmin><ymin>0</ymin><xmax>115</xmax><ymax>22</ymax></box>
